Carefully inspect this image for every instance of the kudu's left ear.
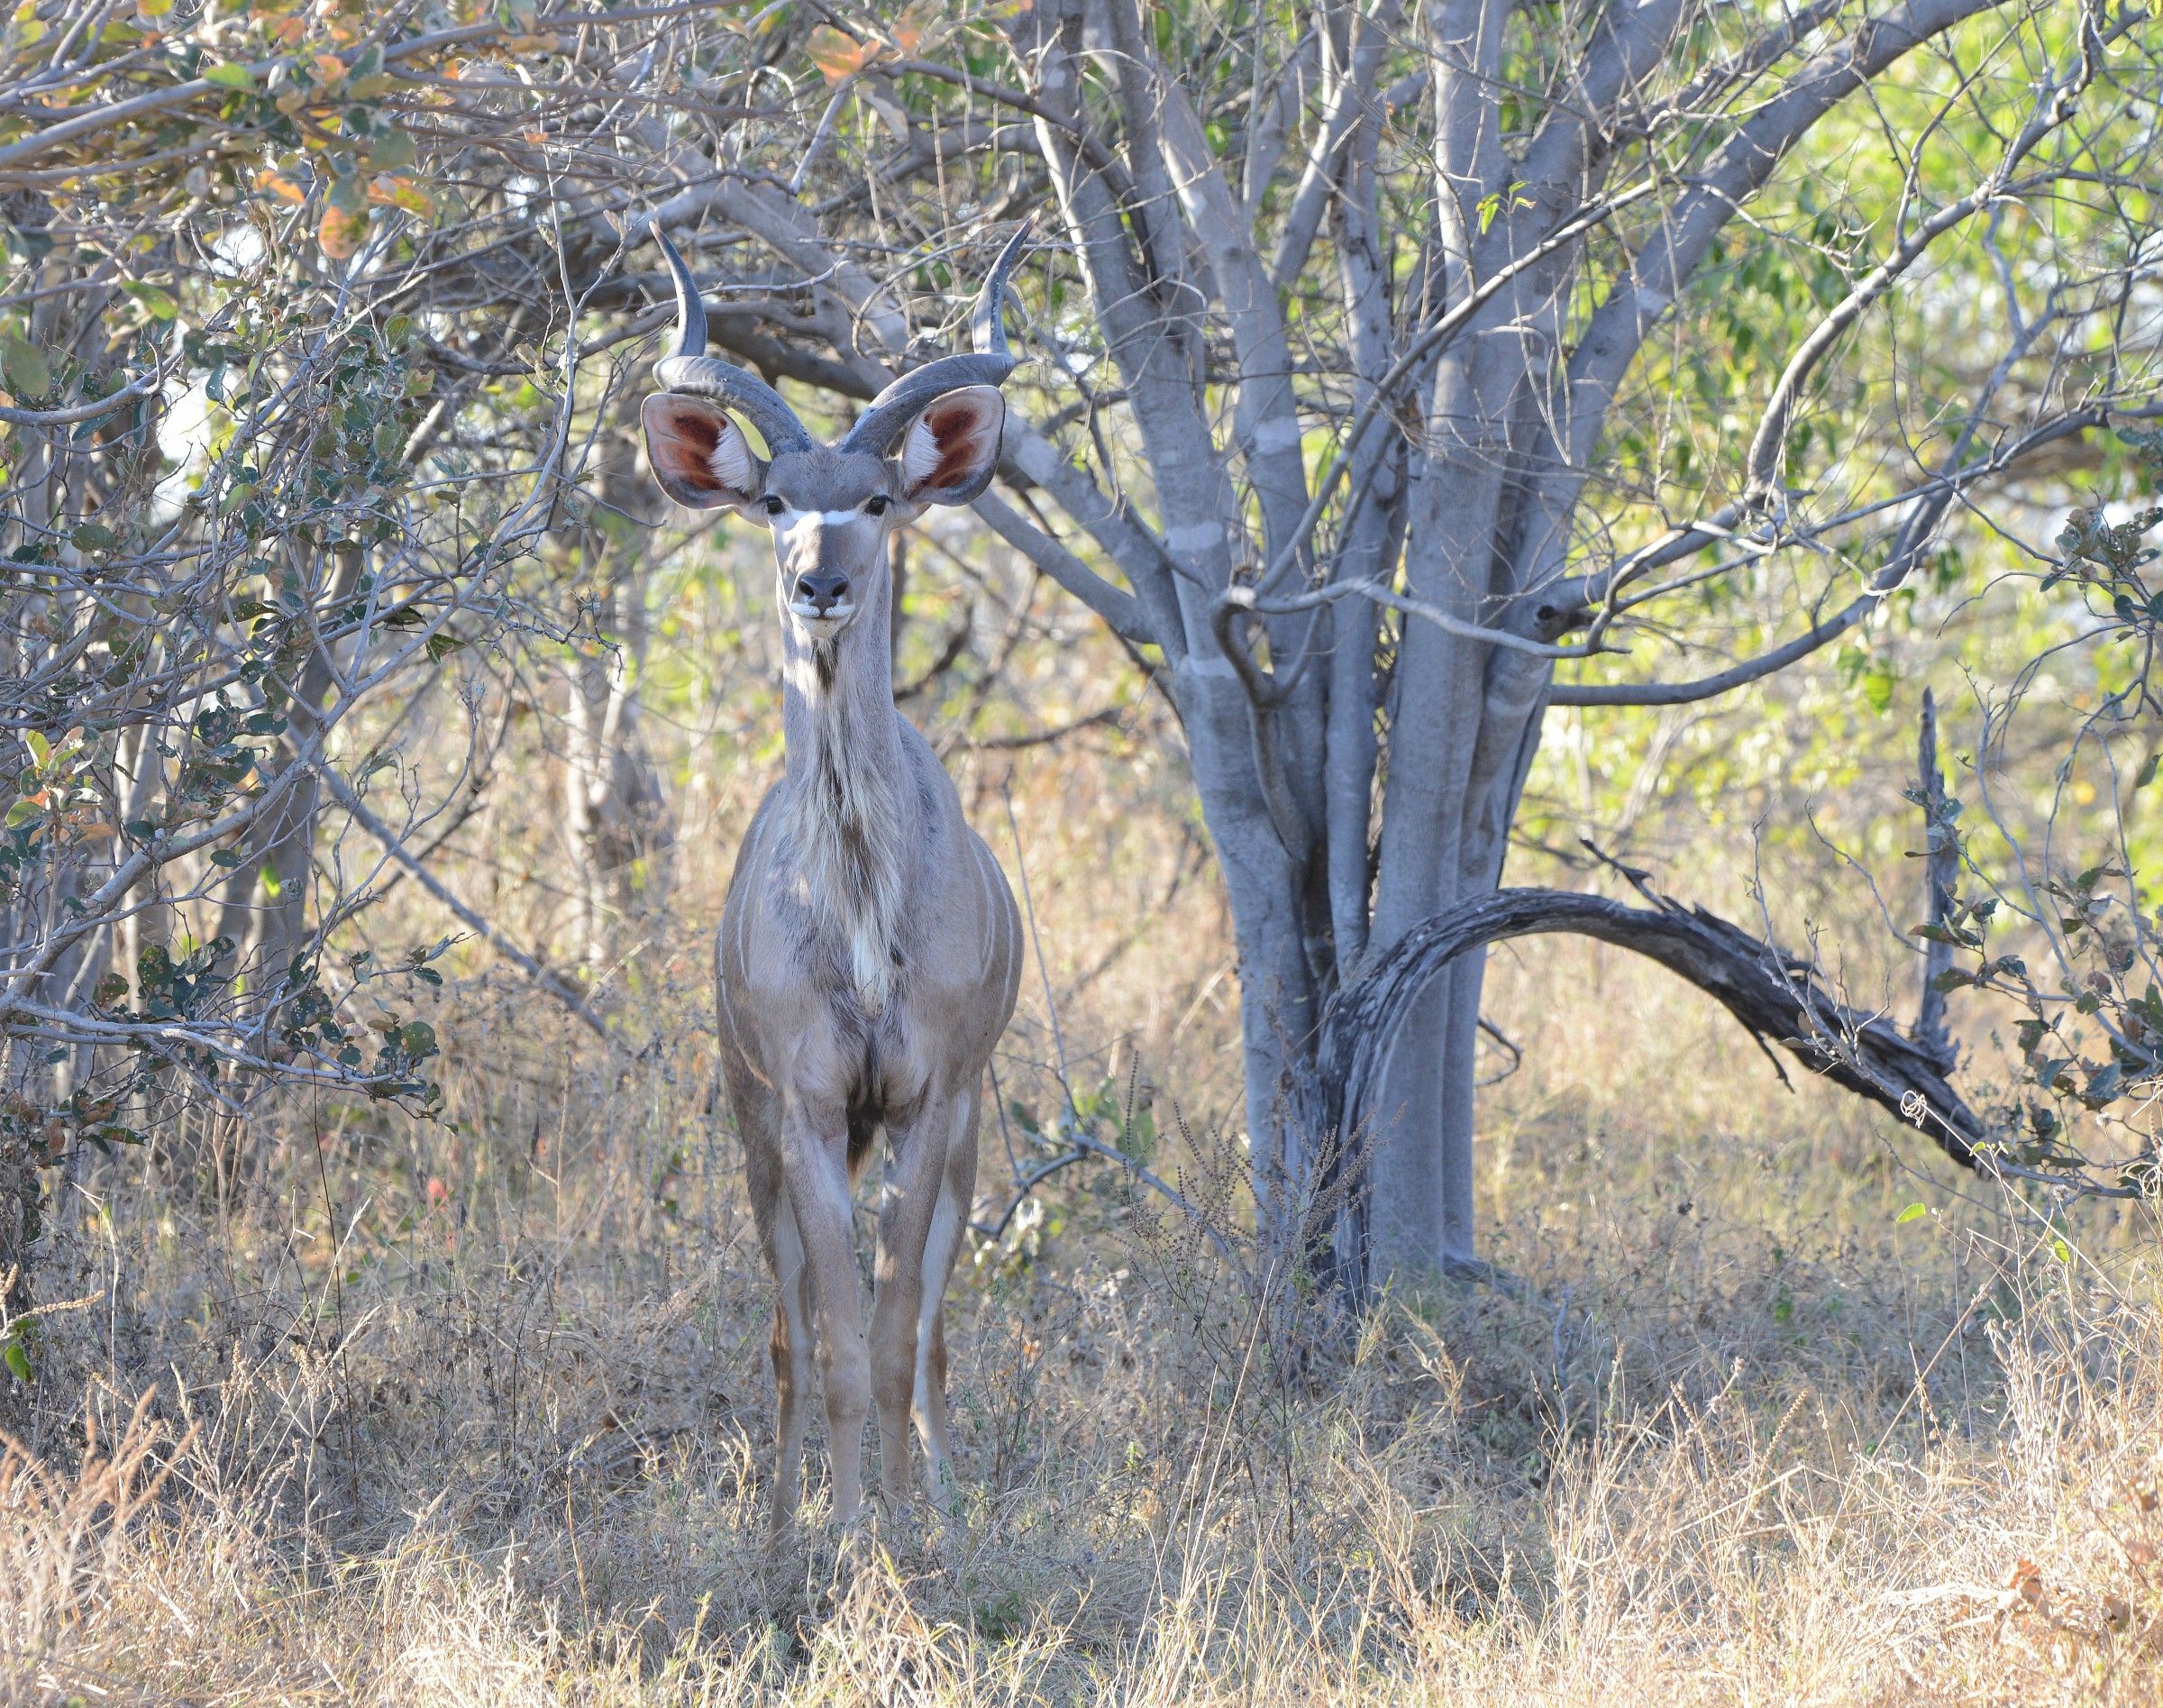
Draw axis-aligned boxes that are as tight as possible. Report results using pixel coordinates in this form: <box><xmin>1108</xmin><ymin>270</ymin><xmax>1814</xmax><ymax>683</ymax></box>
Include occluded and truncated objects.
<box><xmin>898</xmin><ymin>384</ymin><xmax>1006</xmax><ymax>507</ymax></box>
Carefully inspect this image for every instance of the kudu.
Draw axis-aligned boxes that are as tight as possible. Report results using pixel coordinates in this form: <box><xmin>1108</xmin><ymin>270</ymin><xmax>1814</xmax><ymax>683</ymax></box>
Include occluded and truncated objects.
<box><xmin>640</xmin><ymin>224</ymin><xmax>1026</xmax><ymax>1533</ymax></box>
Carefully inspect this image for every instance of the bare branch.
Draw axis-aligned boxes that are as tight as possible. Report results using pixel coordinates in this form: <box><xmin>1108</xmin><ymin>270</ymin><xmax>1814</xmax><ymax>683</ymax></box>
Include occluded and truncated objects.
<box><xmin>323</xmin><ymin>771</ymin><xmax>611</xmax><ymax>1041</ymax></box>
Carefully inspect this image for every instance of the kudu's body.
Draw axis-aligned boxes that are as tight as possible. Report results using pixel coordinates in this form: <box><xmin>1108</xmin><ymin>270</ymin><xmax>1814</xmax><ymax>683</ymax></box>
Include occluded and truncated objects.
<box><xmin>641</xmin><ymin>226</ymin><xmax>1026</xmax><ymax>1531</ymax></box>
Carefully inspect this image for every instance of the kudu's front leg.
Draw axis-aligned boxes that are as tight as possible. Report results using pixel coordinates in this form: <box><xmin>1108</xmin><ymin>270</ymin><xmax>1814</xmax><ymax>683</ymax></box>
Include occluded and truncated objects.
<box><xmin>870</xmin><ymin>1092</ymin><xmax>975</xmax><ymax>1519</ymax></box>
<box><xmin>742</xmin><ymin>1129</ymin><xmax>816</xmax><ymax>1539</ymax></box>
<box><xmin>762</xmin><ymin>1187</ymin><xmax>814</xmax><ymax>1539</ymax></box>
<box><xmin>779</xmin><ymin>1104</ymin><xmax>872</xmax><ymax>1527</ymax></box>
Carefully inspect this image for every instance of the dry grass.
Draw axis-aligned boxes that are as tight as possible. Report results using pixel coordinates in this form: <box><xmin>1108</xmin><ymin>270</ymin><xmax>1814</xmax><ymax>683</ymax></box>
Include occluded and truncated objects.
<box><xmin>12</xmin><ymin>390</ymin><xmax>2140</xmax><ymax>1701</ymax></box>
<box><xmin>6</xmin><ymin>891</ymin><xmax>2163</xmax><ymax>1703</ymax></box>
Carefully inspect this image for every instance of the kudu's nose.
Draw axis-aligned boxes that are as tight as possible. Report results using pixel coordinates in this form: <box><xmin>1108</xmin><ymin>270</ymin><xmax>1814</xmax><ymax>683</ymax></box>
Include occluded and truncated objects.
<box><xmin>793</xmin><ymin>569</ymin><xmax>851</xmax><ymax>615</ymax></box>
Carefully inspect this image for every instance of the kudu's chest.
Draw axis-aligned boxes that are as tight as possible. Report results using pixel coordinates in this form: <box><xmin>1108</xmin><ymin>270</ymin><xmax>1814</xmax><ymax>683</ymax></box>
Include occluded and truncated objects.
<box><xmin>716</xmin><ymin>680</ymin><xmax>1017</xmax><ymax>1120</ymax></box>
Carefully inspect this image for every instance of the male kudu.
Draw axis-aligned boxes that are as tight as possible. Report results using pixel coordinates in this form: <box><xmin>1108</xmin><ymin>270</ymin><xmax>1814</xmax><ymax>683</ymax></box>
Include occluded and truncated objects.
<box><xmin>640</xmin><ymin>224</ymin><xmax>1026</xmax><ymax>1533</ymax></box>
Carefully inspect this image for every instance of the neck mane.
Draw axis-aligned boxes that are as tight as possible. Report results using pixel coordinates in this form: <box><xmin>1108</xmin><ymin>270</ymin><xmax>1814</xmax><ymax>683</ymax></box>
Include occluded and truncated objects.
<box><xmin>777</xmin><ymin>599</ymin><xmax>911</xmax><ymax>1013</ymax></box>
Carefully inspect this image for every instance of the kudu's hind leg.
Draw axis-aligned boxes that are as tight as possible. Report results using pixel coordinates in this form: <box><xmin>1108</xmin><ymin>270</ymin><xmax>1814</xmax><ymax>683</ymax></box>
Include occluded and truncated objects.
<box><xmin>913</xmin><ymin>1088</ymin><xmax>979</xmax><ymax>1508</ymax></box>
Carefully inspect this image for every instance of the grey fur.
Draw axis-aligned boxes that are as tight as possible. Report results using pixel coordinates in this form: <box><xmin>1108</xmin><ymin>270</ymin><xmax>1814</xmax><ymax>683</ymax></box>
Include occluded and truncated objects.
<box><xmin>639</xmin><ymin>233</ymin><xmax>1031</xmax><ymax>1535</ymax></box>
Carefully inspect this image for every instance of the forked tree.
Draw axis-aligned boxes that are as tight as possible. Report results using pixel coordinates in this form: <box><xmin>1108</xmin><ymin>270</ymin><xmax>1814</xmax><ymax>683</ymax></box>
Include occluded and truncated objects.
<box><xmin>637</xmin><ymin>0</ymin><xmax>2158</xmax><ymax>1284</ymax></box>
<box><xmin>0</xmin><ymin>0</ymin><xmax>2154</xmax><ymax>1318</ymax></box>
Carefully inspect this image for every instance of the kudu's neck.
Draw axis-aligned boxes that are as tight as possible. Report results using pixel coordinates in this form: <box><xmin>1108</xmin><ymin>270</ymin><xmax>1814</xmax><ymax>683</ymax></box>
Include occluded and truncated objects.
<box><xmin>775</xmin><ymin>576</ymin><xmax>916</xmax><ymax>1011</ymax></box>
<box><xmin>778</xmin><ymin>578</ymin><xmax>901</xmax><ymax>788</ymax></box>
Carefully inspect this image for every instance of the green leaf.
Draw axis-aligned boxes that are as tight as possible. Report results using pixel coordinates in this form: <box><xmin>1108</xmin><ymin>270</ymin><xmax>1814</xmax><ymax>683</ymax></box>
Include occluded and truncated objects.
<box><xmin>1894</xmin><ymin>1201</ymin><xmax>1928</xmax><ymax>1225</ymax></box>
<box><xmin>121</xmin><ymin>282</ymin><xmax>178</xmax><ymax>322</ymax></box>
<box><xmin>70</xmin><ymin>521</ymin><xmax>118</xmax><ymax>552</ymax></box>
<box><xmin>2</xmin><ymin>1335</ymin><xmax>29</xmax><ymax>1383</ymax></box>
<box><xmin>203</xmin><ymin>60</ymin><xmax>255</xmax><ymax>89</ymax></box>
<box><xmin>1861</xmin><ymin>659</ymin><xmax>1896</xmax><ymax>715</ymax></box>
<box><xmin>2138</xmin><ymin>753</ymin><xmax>2160</xmax><ymax>791</ymax></box>
<box><xmin>363</xmin><ymin>129</ymin><xmax>415</xmax><ymax>173</ymax></box>
<box><xmin>5</xmin><ymin>797</ymin><xmax>41</xmax><ymax>828</ymax></box>
<box><xmin>2</xmin><ymin>333</ymin><xmax>50</xmax><ymax>399</ymax></box>
<box><xmin>326</xmin><ymin>172</ymin><xmax>369</xmax><ymax>215</ymax></box>
<box><xmin>2051</xmin><ymin>1237</ymin><xmax>2071</xmax><ymax>1264</ymax></box>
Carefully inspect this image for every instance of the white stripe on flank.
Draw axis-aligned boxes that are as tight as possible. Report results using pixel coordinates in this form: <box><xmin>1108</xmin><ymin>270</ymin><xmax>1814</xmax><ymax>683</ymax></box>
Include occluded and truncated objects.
<box><xmin>970</xmin><ymin>836</ymin><xmax>997</xmax><ymax>983</ymax></box>
<box><xmin>730</xmin><ymin>811</ymin><xmax>770</xmax><ymax>1004</ymax></box>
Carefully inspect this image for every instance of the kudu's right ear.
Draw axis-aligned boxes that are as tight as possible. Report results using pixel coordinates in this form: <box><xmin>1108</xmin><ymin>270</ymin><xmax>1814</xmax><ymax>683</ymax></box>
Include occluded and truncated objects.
<box><xmin>642</xmin><ymin>395</ymin><xmax>766</xmax><ymax>512</ymax></box>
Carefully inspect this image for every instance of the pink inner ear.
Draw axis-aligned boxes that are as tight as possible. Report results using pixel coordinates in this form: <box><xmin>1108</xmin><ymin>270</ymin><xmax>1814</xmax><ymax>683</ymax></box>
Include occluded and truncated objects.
<box><xmin>643</xmin><ymin>397</ymin><xmax>747</xmax><ymax>502</ymax></box>
<box><xmin>912</xmin><ymin>394</ymin><xmax>999</xmax><ymax>492</ymax></box>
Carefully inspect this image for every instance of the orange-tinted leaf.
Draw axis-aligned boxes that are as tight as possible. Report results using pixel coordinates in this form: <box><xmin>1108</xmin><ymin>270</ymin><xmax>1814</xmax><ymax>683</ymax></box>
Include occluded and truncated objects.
<box><xmin>367</xmin><ymin>174</ymin><xmax>435</xmax><ymax>216</ymax></box>
<box><xmin>2009</xmin><ymin>1558</ymin><xmax>2045</xmax><ymax>1603</ymax></box>
<box><xmin>807</xmin><ymin>23</ymin><xmax>871</xmax><ymax>83</ymax></box>
<box><xmin>319</xmin><ymin>201</ymin><xmax>368</xmax><ymax>260</ymax></box>
<box><xmin>254</xmin><ymin>168</ymin><xmax>306</xmax><ymax>205</ymax></box>
<box><xmin>313</xmin><ymin>50</ymin><xmax>346</xmax><ymax>84</ymax></box>
<box><xmin>890</xmin><ymin>0</ymin><xmax>938</xmax><ymax>56</ymax></box>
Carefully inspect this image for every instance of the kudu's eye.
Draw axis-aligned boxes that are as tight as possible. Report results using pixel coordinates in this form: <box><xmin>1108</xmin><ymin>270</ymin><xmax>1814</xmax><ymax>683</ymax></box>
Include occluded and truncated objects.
<box><xmin>762</xmin><ymin>495</ymin><xmax>786</xmax><ymax>516</ymax></box>
<box><xmin>862</xmin><ymin>495</ymin><xmax>890</xmax><ymax>516</ymax></box>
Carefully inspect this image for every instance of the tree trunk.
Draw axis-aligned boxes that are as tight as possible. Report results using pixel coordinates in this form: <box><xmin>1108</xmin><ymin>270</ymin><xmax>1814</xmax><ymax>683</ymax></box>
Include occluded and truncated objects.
<box><xmin>558</xmin><ymin>425</ymin><xmax>673</xmax><ymax>982</ymax></box>
<box><xmin>1176</xmin><ymin>662</ymin><xmax>1319</xmax><ymax>1262</ymax></box>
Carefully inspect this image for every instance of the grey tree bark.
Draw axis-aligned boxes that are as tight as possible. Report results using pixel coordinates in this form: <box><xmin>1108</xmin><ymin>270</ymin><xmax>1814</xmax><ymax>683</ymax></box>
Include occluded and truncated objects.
<box><xmin>643</xmin><ymin>0</ymin><xmax>2108</xmax><ymax>1289</ymax></box>
<box><xmin>553</xmin><ymin>420</ymin><xmax>674</xmax><ymax>982</ymax></box>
